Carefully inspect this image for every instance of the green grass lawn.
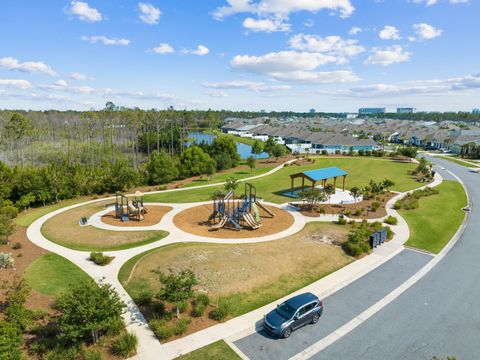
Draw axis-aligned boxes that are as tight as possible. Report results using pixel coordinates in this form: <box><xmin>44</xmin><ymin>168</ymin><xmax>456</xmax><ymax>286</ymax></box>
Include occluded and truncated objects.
<box><xmin>24</xmin><ymin>253</ymin><xmax>93</xmax><ymax>296</ymax></box>
<box><xmin>436</xmin><ymin>155</ymin><xmax>480</xmax><ymax>168</ymax></box>
<box><xmin>15</xmin><ymin>198</ymin><xmax>91</xmax><ymax>227</ymax></box>
<box><xmin>175</xmin><ymin>341</ymin><xmax>240</xmax><ymax>360</ymax></box>
<box><xmin>402</xmin><ymin>180</ymin><xmax>467</xmax><ymax>253</ymax></box>
<box><xmin>145</xmin><ymin>157</ymin><xmax>421</xmax><ymax>204</ymax></box>
<box><xmin>181</xmin><ymin>163</ymin><xmax>272</xmax><ymax>189</ymax></box>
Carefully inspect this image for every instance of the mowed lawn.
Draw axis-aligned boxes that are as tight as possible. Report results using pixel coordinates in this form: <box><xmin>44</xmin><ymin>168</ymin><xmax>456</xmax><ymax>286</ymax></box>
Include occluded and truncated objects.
<box><xmin>175</xmin><ymin>341</ymin><xmax>240</xmax><ymax>360</ymax></box>
<box><xmin>120</xmin><ymin>222</ymin><xmax>353</xmax><ymax>317</ymax></box>
<box><xmin>402</xmin><ymin>180</ymin><xmax>467</xmax><ymax>253</ymax></box>
<box><xmin>41</xmin><ymin>201</ymin><xmax>168</xmax><ymax>251</ymax></box>
<box><xmin>145</xmin><ymin>157</ymin><xmax>420</xmax><ymax>204</ymax></box>
<box><xmin>24</xmin><ymin>253</ymin><xmax>93</xmax><ymax>296</ymax></box>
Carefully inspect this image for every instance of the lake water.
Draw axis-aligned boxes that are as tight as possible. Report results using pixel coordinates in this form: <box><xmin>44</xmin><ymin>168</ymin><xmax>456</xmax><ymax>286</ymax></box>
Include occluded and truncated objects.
<box><xmin>188</xmin><ymin>132</ymin><xmax>269</xmax><ymax>159</ymax></box>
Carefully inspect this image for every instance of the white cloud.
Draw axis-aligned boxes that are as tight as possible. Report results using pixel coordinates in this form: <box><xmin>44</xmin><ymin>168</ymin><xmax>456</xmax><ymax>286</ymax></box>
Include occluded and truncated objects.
<box><xmin>413</xmin><ymin>23</ymin><xmax>442</xmax><ymax>39</ymax></box>
<box><xmin>153</xmin><ymin>43</ymin><xmax>174</xmax><ymax>54</ymax></box>
<box><xmin>289</xmin><ymin>34</ymin><xmax>365</xmax><ymax>58</ymax></box>
<box><xmin>364</xmin><ymin>45</ymin><xmax>412</xmax><ymax>66</ymax></box>
<box><xmin>304</xmin><ymin>19</ymin><xmax>314</xmax><ymax>27</ymax></box>
<box><xmin>81</xmin><ymin>35</ymin><xmax>131</xmax><ymax>46</ymax></box>
<box><xmin>349</xmin><ymin>27</ymin><xmax>362</xmax><ymax>35</ymax></box>
<box><xmin>243</xmin><ymin>17</ymin><xmax>291</xmax><ymax>32</ymax></box>
<box><xmin>0</xmin><ymin>79</ymin><xmax>32</xmax><ymax>89</ymax></box>
<box><xmin>410</xmin><ymin>0</ymin><xmax>469</xmax><ymax>5</ymax></box>
<box><xmin>184</xmin><ymin>45</ymin><xmax>210</xmax><ymax>56</ymax></box>
<box><xmin>330</xmin><ymin>73</ymin><xmax>480</xmax><ymax>98</ymax></box>
<box><xmin>206</xmin><ymin>90</ymin><xmax>229</xmax><ymax>97</ymax></box>
<box><xmin>202</xmin><ymin>80</ymin><xmax>290</xmax><ymax>92</ymax></box>
<box><xmin>230</xmin><ymin>50</ymin><xmax>359</xmax><ymax>84</ymax></box>
<box><xmin>67</xmin><ymin>1</ymin><xmax>102</xmax><ymax>22</ymax></box>
<box><xmin>69</xmin><ymin>72</ymin><xmax>93</xmax><ymax>81</ymax></box>
<box><xmin>0</xmin><ymin>57</ymin><xmax>57</xmax><ymax>76</ymax></box>
<box><xmin>379</xmin><ymin>25</ymin><xmax>401</xmax><ymax>40</ymax></box>
<box><xmin>213</xmin><ymin>0</ymin><xmax>355</xmax><ymax>19</ymax></box>
<box><xmin>138</xmin><ymin>2</ymin><xmax>161</xmax><ymax>25</ymax></box>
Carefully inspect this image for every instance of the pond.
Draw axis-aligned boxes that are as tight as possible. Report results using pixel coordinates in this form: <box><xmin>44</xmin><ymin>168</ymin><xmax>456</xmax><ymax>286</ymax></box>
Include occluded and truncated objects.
<box><xmin>188</xmin><ymin>132</ymin><xmax>269</xmax><ymax>159</ymax></box>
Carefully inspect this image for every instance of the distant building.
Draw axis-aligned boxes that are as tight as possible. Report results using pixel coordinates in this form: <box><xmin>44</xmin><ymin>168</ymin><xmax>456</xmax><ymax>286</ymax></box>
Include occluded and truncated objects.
<box><xmin>473</xmin><ymin>108</ymin><xmax>480</xmax><ymax>114</ymax></box>
<box><xmin>397</xmin><ymin>107</ymin><xmax>417</xmax><ymax>114</ymax></box>
<box><xmin>358</xmin><ymin>108</ymin><xmax>386</xmax><ymax>115</ymax></box>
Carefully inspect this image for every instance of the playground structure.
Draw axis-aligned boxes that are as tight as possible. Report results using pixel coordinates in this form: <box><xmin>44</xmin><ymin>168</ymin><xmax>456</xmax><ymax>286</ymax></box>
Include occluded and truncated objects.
<box><xmin>209</xmin><ymin>183</ymin><xmax>275</xmax><ymax>231</ymax></box>
<box><xmin>110</xmin><ymin>191</ymin><xmax>148</xmax><ymax>222</ymax></box>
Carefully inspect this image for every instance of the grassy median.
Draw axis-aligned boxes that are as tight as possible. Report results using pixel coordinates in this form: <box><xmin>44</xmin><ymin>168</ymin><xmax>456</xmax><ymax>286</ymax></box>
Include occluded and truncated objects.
<box><xmin>175</xmin><ymin>341</ymin><xmax>240</xmax><ymax>360</ymax></box>
<box><xmin>24</xmin><ymin>253</ymin><xmax>93</xmax><ymax>296</ymax></box>
<box><xmin>402</xmin><ymin>180</ymin><xmax>467</xmax><ymax>253</ymax></box>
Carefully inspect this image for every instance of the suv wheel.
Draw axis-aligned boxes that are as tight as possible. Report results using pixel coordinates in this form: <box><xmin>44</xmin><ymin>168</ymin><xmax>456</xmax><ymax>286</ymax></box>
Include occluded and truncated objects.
<box><xmin>311</xmin><ymin>313</ymin><xmax>320</xmax><ymax>324</ymax></box>
<box><xmin>283</xmin><ymin>327</ymin><xmax>292</xmax><ymax>338</ymax></box>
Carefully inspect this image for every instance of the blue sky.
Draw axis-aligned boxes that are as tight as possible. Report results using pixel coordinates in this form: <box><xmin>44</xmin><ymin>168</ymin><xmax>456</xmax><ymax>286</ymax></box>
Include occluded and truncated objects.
<box><xmin>0</xmin><ymin>0</ymin><xmax>479</xmax><ymax>112</ymax></box>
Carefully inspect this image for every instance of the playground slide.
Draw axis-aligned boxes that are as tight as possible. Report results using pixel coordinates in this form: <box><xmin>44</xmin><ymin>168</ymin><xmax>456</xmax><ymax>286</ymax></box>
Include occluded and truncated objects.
<box><xmin>256</xmin><ymin>202</ymin><xmax>275</xmax><ymax>217</ymax></box>
<box><xmin>251</xmin><ymin>203</ymin><xmax>261</xmax><ymax>223</ymax></box>
<box><xmin>243</xmin><ymin>213</ymin><xmax>261</xmax><ymax>229</ymax></box>
<box><xmin>224</xmin><ymin>191</ymin><xmax>234</xmax><ymax>201</ymax></box>
<box><xmin>210</xmin><ymin>217</ymin><xmax>227</xmax><ymax>231</ymax></box>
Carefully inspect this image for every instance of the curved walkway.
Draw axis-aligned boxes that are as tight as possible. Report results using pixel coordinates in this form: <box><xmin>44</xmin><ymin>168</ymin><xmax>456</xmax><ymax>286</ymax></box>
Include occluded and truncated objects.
<box><xmin>25</xmin><ymin>158</ymin><xmax>442</xmax><ymax>360</ymax></box>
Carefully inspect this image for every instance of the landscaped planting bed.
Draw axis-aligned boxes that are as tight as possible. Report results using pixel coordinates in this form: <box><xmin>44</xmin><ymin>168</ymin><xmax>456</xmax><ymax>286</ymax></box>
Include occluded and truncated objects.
<box><xmin>119</xmin><ymin>222</ymin><xmax>353</xmax><ymax>341</ymax></box>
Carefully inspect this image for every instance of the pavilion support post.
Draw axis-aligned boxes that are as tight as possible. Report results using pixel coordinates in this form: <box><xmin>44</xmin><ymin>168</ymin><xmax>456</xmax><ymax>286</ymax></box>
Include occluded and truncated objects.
<box><xmin>333</xmin><ymin>177</ymin><xmax>337</xmax><ymax>194</ymax></box>
<box><xmin>302</xmin><ymin>177</ymin><xmax>305</xmax><ymax>192</ymax></box>
<box><xmin>312</xmin><ymin>181</ymin><xmax>316</xmax><ymax>190</ymax></box>
<box><xmin>342</xmin><ymin>175</ymin><xmax>346</xmax><ymax>191</ymax></box>
<box><xmin>291</xmin><ymin>176</ymin><xmax>294</xmax><ymax>194</ymax></box>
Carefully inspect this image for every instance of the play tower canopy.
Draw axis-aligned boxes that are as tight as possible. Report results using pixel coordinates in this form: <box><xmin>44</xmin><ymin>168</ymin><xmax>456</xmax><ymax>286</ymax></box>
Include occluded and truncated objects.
<box><xmin>290</xmin><ymin>167</ymin><xmax>348</xmax><ymax>193</ymax></box>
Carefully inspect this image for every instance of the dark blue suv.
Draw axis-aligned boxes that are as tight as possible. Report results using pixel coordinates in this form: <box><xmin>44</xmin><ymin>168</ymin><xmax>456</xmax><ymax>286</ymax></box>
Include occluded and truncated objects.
<box><xmin>263</xmin><ymin>292</ymin><xmax>323</xmax><ymax>338</ymax></box>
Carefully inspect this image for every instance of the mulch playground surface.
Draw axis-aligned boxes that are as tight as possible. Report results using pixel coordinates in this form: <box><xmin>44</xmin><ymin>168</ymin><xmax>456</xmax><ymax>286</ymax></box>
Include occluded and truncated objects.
<box><xmin>100</xmin><ymin>205</ymin><xmax>173</xmax><ymax>227</ymax></box>
<box><xmin>173</xmin><ymin>203</ymin><xmax>294</xmax><ymax>239</ymax></box>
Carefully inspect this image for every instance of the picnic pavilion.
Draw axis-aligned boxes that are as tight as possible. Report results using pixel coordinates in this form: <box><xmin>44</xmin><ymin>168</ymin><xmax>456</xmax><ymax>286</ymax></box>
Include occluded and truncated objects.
<box><xmin>289</xmin><ymin>167</ymin><xmax>348</xmax><ymax>194</ymax></box>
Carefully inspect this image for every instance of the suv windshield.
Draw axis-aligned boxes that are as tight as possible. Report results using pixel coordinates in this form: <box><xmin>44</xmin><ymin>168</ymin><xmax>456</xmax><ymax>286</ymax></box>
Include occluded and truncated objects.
<box><xmin>276</xmin><ymin>302</ymin><xmax>296</xmax><ymax>319</ymax></box>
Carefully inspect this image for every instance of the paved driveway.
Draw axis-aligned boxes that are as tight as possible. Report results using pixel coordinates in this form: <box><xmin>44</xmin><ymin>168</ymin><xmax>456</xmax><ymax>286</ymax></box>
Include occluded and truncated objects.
<box><xmin>234</xmin><ymin>249</ymin><xmax>432</xmax><ymax>360</ymax></box>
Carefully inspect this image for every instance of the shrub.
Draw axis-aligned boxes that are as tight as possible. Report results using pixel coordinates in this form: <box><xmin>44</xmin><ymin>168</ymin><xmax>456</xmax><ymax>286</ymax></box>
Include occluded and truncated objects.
<box><xmin>342</xmin><ymin>241</ymin><xmax>370</xmax><ymax>257</ymax></box>
<box><xmin>83</xmin><ymin>349</ymin><xmax>102</xmax><ymax>360</ymax></box>
<box><xmin>370</xmin><ymin>201</ymin><xmax>381</xmax><ymax>212</ymax></box>
<box><xmin>45</xmin><ymin>347</ymin><xmax>80</xmax><ymax>360</ymax></box>
<box><xmin>335</xmin><ymin>150</ymin><xmax>341</xmax><ymax>155</ymax></box>
<box><xmin>172</xmin><ymin>318</ymin><xmax>191</xmax><ymax>336</ymax></box>
<box><xmin>195</xmin><ymin>294</ymin><xmax>210</xmax><ymax>307</ymax></box>
<box><xmin>152</xmin><ymin>302</ymin><xmax>166</xmax><ymax>317</ymax></box>
<box><xmin>358</xmin><ymin>149</ymin><xmax>365</xmax><ymax>156</ymax></box>
<box><xmin>321</xmin><ymin>150</ymin><xmax>328</xmax><ymax>155</ymax></box>
<box><xmin>0</xmin><ymin>253</ymin><xmax>14</xmax><ymax>268</ymax></box>
<box><xmin>89</xmin><ymin>252</ymin><xmax>114</xmax><ymax>266</ymax></box>
<box><xmin>384</xmin><ymin>216</ymin><xmax>398</xmax><ymax>225</ymax></box>
<box><xmin>149</xmin><ymin>319</ymin><xmax>172</xmax><ymax>339</ymax></box>
<box><xmin>210</xmin><ymin>301</ymin><xmax>231</xmax><ymax>322</ymax></box>
<box><xmin>134</xmin><ymin>290</ymin><xmax>153</xmax><ymax>306</ymax></box>
<box><xmin>338</xmin><ymin>217</ymin><xmax>347</xmax><ymax>225</ymax></box>
<box><xmin>354</xmin><ymin>209</ymin><xmax>363</xmax><ymax>216</ymax></box>
<box><xmin>177</xmin><ymin>299</ymin><xmax>188</xmax><ymax>313</ymax></box>
<box><xmin>105</xmin><ymin>318</ymin><xmax>125</xmax><ymax>337</ymax></box>
<box><xmin>12</xmin><ymin>242</ymin><xmax>22</xmax><ymax>250</ymax></box>
<box><xmin>111</xmin><ymin>332</ymin><xmax>138</xmax><ymax>358</ymax></box>
<box><xmin>192</xmin><ymin>303</ymin><xmax>206</xmax><ymax>317</ymax></box>
<box><xmin>157</xmin><ymin>185</ymin><xmax>167</xmax><ymax>191</ymax></box>
<box><xmin>318</xmin><ymin>207</ymin><xmax>325</xmax><ymax>215</ymax></box>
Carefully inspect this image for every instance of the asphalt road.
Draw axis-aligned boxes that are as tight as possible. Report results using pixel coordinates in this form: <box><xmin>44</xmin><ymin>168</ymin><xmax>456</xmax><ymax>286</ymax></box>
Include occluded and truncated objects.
<box><xmin>234</xmin><ymin>249</ymin><xmax>433</xmax><ymax>360</ymax></box>
<box><xmin>315</xmin><ymin>155</ymin><xmax>478</xmax><ymax>360</ymax></box>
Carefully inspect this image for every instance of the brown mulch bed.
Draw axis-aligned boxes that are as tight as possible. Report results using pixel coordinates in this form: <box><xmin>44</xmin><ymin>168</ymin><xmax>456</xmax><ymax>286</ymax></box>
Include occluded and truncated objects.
<box><xmin>298</xmin><ymin>192</ymin><xmax>397</xmax><ymax>219</ymax></box>
<box><xmin>173</xmin><ymin>203</ymin><xmax>294</xmax><ymax>239</ymax></box>
<box><xmin>101</xmin><ymin>205</ymin><xmax>173</xmax><ymax>227</ymax></box>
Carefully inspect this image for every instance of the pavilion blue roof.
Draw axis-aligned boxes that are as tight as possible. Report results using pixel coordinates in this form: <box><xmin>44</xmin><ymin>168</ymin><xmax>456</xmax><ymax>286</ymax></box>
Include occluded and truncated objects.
<box><xmin>300</xmin><ymin>167</ymin><xmax>348</xmax><ymax>182</ymax></box>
